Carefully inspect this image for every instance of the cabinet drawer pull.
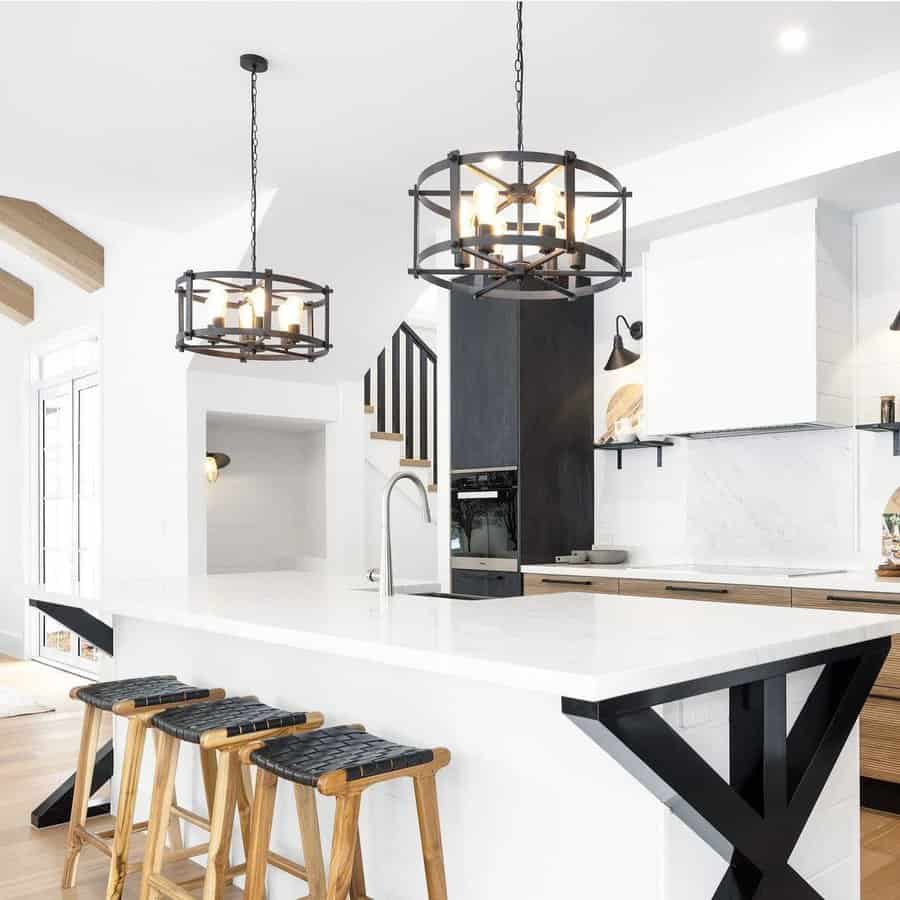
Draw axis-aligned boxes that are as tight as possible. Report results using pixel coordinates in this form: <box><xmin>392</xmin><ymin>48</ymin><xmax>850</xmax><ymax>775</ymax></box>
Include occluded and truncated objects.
<box><xmin>825</xmin><ymin>594</ymin><xmax>900</xmax><ymax>607</ymax></box>
<box><xmin>665</xmin><ymin>585</ymin><xmax>729</xmax><ymax>595</ymax></box>
<box><xmin>541</xmin><ymin>578</ymin><xmax>592</xmax><ymax>586</ymax></box>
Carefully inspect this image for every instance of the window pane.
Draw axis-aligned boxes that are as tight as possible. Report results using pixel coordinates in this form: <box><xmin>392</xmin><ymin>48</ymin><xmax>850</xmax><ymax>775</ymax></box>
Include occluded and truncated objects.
<box><xmin>43</xmin><ymin>549</ymin><xmax>71</xmax><ymax>593</ymax></box>
<box><xmin>78</xmin><ymin>549</ymin><xmax>97</xmax><ymax>600</ymax></box>
<box><xmin>42</xmin><ymin>497</ymin><xmax>72</xmax><ymax>550</ymax></box>
<box><xmin>78</xmin><ymin>640</ymin><xmax>99</xmax><ymax>663</ymax></box>
<box><xmin>77</xmin><ymin>383</ymin><xmax>99</xmax><ymax>498</ymax></box>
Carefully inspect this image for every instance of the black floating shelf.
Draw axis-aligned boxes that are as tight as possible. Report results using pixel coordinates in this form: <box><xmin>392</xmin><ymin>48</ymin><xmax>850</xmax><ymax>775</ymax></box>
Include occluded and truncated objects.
<box><xmin>594</xmin><ymin>439</ymin><xmax>674</xmax><ymax>470</ymax></box>
<box><xmin>856</xmin><ymin>422</ymin><xmax>900</xmax><ymax>456</ymax></box>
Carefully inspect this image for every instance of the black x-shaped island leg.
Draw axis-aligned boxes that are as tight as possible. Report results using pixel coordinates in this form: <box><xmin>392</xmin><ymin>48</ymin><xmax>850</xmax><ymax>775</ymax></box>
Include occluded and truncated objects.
<box><xmin>563</xmin><ymin>637</ymin><xmax>890</xmax><ymax>899</ymax></box>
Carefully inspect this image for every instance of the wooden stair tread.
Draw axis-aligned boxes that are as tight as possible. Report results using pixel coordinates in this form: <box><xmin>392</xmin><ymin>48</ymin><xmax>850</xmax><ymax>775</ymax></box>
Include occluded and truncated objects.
<box><xmin>399</xmin><ymin>458</ymin><xmax>432</xmax><ymax>468</ymax></box>
<box><xmin>370</xmin><ymin>431</ymin><xmax>403</xmax><ymax>441</ymax></box>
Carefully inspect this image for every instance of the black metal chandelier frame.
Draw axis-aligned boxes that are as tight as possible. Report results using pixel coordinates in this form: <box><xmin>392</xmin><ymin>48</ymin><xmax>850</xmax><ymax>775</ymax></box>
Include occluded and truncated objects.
<box><xmin>175</xmin><ymin>268</ymin><xmax>331</xmax><ymax>362</ymax></box>
<box><xmin>410</xmin><ymin>149</ymin><xmax>631</xmax><ymax>301</ymax></box>
<box><xmin>408</xmin><ymin>2</ymin><xmax>632</xmax><ymax>302</ymax></box>
<box><xmin>175</xmin><ymin>53</ymin><xmax>332</xmax><ymax>362</ymax></box>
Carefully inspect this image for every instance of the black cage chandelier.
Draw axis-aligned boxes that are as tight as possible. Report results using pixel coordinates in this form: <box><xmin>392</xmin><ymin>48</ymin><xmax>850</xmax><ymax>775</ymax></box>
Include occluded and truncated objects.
<box><xmin>175</xmin><ymin>54</ymin><xmax>332</xmax><ymax>362</ymax></box>
<box><xmin>409</xmin><ymin>2</ymin><xmax>631</xmax><ymax>302</ymax></box>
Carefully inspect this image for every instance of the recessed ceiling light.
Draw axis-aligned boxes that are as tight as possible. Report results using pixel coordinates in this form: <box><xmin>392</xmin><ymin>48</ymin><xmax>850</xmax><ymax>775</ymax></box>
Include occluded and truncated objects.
<box><xmin>778</xmin><ymin>27</ymin><xmax>808</xmax><ymax>53</ymax></box>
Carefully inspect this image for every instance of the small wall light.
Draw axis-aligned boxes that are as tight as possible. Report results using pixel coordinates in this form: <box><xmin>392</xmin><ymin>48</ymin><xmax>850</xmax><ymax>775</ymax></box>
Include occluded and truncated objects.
<box><xmin>205</xmin><ymin>452</ymin><xmax>231</xmax><ymax>483</ymax></box>
<box><xmin>891</xmin><ymin>310</ymin><xmax>900</xmax><ymax>331</ymax></box>
<box><xmin>604</xmin><ymin>315</ymin><xmax>644</xmax><ymax>371</ymax></box>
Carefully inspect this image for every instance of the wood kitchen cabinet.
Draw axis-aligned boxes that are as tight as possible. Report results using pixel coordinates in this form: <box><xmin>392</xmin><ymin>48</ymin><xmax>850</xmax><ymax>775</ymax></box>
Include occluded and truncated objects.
<box><xmin>523</xmin><ymin>574</ymin><xmax>619</xmax><ymax>595</ymax></box>
<box><xmin>450</xmin><ymin>286</ymin><xmax>519</xmax><ymax>471</ymax></box>
<box><xmin>792</xmin><ymin>588</ymin><xmax>900</xmax><ymax>792</ymax></box>
<box><xmin>618</xmin><ymin>578</ymin><xmax>791</xmax><ymax>607</ymax></box>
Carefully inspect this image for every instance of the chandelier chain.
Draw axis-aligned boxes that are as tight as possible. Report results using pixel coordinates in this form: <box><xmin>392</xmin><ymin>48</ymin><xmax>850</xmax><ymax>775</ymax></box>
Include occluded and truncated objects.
<box><xmin>515</xmin><ymin>0</ymin><xmax>524</xmax><ymax>155</ymax></box>
<box><xmin>250</xmin><ymin>68</ymin><xmax>259</xmax><ymax>275</ymax></box>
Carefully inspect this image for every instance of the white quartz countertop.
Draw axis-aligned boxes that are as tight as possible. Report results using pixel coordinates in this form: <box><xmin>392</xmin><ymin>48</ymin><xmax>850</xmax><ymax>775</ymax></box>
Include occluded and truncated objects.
<box><xmin>39</xmin><ymin>571</ymin><xmax>900</xmax><ymax>700</ymax></box>
<box><xmin>522</xmin><ymin>563</ymin><xmax>900</xmax><ymax>594</ymax></box>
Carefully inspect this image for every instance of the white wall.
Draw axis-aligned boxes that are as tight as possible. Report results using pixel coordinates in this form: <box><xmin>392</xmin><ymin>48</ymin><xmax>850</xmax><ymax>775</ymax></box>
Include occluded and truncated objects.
<box><xmin>594</xmin><ymin>199</ymin><xmax>900</xmax><ymax>569</ymax></box>
<box><xmin>0</xmin><ymin>211</ymin><xmax>105</xmax><ymax>657</ymax></box>
<box><xmin>206</xmin><ymin>417</ymin><xmax>326</xmax><ymax>574</ymax></box>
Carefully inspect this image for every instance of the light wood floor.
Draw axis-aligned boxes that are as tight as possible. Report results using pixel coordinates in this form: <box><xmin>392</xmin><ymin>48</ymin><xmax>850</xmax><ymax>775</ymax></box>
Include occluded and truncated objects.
<box><xmin>0</xmin><ymin>654</ymin><xmax>240</xmax><ymax>898</ymax></box>
<box><xmin>862</xmin><ymin>808</ymin><xmax>900</xmax><ymax>898</ymax></box>
<box><xmin>3</xmin><ymin>655</ymin><xmax>900</xmax><ymax>897</ymax></box>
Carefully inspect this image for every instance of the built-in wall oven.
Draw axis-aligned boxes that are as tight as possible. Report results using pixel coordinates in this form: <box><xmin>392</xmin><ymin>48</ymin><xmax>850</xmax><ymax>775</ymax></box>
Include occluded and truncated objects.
<box><xmin>450</xmin><ymin>468</ymin><xmax>518</xmax><ymax>574</ymax></box>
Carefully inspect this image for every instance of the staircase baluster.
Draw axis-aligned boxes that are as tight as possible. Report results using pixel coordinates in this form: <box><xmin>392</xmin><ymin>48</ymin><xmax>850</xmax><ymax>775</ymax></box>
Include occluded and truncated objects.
<box><xmin>405</xmin><ymin>331</ymin><xmax>414</xmax><ymax>460</ymax></box>
<box><xmin>376</xmin><ymin>349</ymin><xmax>386</xmax><ymax>433</ymax></box>
<box><xmin>391</xmin><ymin>329</ymin><xmax>401</xmax><ymax>435</ymax></box>
<box><xmin>419</xmin><ymin>346</ymin><xmax>428</xmax><ymax>462</ymax></box>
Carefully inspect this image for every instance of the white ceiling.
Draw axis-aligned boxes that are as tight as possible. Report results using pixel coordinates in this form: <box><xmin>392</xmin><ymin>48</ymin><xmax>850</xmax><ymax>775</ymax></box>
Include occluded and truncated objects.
<box><xmin>3</xmin><ymin>1</ymin><xmax>900</xmax><ymax>380</ymax></box>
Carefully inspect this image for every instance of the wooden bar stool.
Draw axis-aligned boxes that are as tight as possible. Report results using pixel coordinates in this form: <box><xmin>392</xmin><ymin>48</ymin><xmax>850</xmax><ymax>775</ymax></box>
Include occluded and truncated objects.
<box><xmin>140</xmin><ymin>695</ymin><xmax>324</xmax><ymax>900</ymax></box>
<box><xmin>240</xmin><ymin>724</ymin><xmax>451</xmax><ymax>900</ymax></box>
<box><xmin>63</xmin><ymin>675</ymin><xmax>226</xmax><ymax>900</ymax></box>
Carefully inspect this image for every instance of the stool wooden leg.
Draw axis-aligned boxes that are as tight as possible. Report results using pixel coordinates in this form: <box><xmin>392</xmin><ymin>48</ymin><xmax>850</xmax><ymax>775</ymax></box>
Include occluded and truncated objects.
<box><xmin>244</xmin><ymin>768</ymin><xmax>278</xmax><ymax>900</ymax></box>
<box><xmin>350</xmin><ymin>838</ymin><xmax>368</xmax><ymax>900</ymax></box>
<box><xmin>237</xmin><ymin>757</ymin><xmax>255</xmax><ymax>859</ymax></box>
<box><xmin>201</xmin><ymin>749</ymin><xmax>240</xmax><ymax>900</ymax></box>
<box><xmin>62</xmin><ymin>702</ymin><xmax>102</xmax><ymax>888</ymax></box>
<box><xmin>105</xmin><ymin>716</ymin><xmax>148</xmax><ymax>900</ymax></box>
<box><xmin>139</xmin><ymin>732</ymin><xmax>180</xmax><ymax>900</ymax></box>
<box><xmin>325</xmin><ymin>793</ymin><xmax>361</xmax><ymax>900</ymax></box>
<box><xmin>199</xmin><ymin>746</ymin><xmax>219</xmax><ymax>817</ymax></box>
<box><xmin>294</xmin><ymin>785</ymin><xmax>327</xmax><ymax>900</ymax></box>
<box><xmin>413</xmin><ymin>773</ymin><xmax>448</xmax><ymax>900</ymax></box>
<box><xmin>152</xmin><ymin>730</ymin><xmax>184</xmax><ymax>852</ymax></box>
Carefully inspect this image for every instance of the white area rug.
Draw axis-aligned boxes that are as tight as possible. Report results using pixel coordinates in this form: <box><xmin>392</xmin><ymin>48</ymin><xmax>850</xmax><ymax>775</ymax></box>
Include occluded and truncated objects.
<box><xmin>0</xmin><ymin>685</ymin><xmax>54</xmax><ymax>719</ymax></box>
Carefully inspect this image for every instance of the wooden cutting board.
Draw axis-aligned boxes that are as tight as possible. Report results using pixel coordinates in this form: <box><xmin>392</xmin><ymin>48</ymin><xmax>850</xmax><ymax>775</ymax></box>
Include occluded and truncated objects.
<box><xmin>600</xmin><ymin>383</ymin><xmax>643</xmax><ymax>443</ymax></box>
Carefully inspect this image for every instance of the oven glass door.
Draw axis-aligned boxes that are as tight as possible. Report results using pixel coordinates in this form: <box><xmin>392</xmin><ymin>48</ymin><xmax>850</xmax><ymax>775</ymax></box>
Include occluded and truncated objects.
<box><xmin>450</xmin><ymin>471</ymin><xmax>517</xmax><ymax>564</ymax></box>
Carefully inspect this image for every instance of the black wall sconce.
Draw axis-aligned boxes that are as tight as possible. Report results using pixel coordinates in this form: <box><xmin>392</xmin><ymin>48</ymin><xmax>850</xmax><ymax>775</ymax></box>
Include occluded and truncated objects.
<box><xmin>604</xmin><ymin>315</ymin><xmax>643</xmax><ymax>371</ymax></box>
<box><xmin>205</xmin><ymin>452</ymin><xmax>231</xmax><ymax>484</ymax></box>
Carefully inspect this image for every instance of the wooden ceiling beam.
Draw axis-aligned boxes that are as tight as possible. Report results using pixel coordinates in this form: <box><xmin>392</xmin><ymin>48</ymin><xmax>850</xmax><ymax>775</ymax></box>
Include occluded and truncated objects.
<box><xmin>0</xmin><ymin>197</ymin><xmax>104</xmax><ymax>292</ymax></box>
<box><xmin>0</xmin><ymin>268</ymin><xmax>34</xmax><ymax>324</ymax></box>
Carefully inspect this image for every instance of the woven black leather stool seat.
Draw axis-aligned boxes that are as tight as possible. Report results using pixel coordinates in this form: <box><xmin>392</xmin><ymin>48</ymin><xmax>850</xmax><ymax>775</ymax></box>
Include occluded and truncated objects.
<box><xmin>251</xmin><ymin>724</ymin><xmax>435</xmax><ymax>787</ymax></box>
<box><xmin>75</xmin><ymin>675</ymin><xmax>211</xmax><ymax>712</ymax></box>
<box><xmin>152</xmin><ymin>696</ymin><xmax>309</xmax><ymax>744</ymax></box>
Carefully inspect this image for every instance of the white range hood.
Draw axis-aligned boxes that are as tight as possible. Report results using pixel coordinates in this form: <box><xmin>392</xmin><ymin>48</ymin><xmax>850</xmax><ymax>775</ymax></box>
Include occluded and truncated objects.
<box><xmin>644</xmin><ymin>198</ymin><xmax>853</xmax><ymax>438</ymax></box>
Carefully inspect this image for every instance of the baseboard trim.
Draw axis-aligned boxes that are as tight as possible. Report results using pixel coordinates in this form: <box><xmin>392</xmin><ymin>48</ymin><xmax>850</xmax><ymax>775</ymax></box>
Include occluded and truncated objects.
<box><xmin>861</xmin><ymin>777</ymin><xmax>900</xmax><ymax>815</ymax></box>
<box><xmin>0</xmin><ymin>629</ymin><xmax>25</xmax><ymax>660</ymax></box>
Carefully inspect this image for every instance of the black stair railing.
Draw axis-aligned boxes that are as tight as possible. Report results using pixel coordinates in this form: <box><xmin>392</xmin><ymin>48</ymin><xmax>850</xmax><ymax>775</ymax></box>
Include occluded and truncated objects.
<box><xmin>364</xmin><ymin>322</ymin><xmax>438</xmax><ymax>487</ymax></box>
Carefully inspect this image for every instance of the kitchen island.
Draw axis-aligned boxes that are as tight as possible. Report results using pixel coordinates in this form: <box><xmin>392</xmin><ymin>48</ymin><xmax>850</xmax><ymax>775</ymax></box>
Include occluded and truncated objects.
<box><xmin>52</xmin><ymin>571</ymin><xmax>900</xmax><ymax>899</ymax></box>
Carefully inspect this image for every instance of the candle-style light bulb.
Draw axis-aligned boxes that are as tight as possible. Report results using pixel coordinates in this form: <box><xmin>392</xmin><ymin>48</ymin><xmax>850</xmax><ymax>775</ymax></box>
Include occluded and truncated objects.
<box><xmin>248</xmin><ymin>285</ymin><xmax>267</xmax><ymax>321</ymax></box>
<box><xmin>535</xmin><ymin>182</ymin><xmax>560</xmax><ymax>229</ymax></box>
<box><xmin>574</xmin><ymin>206</ymin><xmax>592</xmax><ymax>243</ymax></box>
<box><xmin>207</xmin><ymin>285</ymin><xmax>228</xmax><ymax>327</ymax></box>
<box><xmin>278</xmin><ymin>296</ymin><xmax>304</xmax><ymax>333</ymax></box>
<box><xmin>459</xmin><ymin>197</ymin><xmax>476</xmax><ymax>239</ymax></box>
<box><xmin>205</xmin><ymin>456</ymin><xmax>219</xmax><ymax>483</ymax></box>
<box><xmin>239</xmin><ymin>300</ymin><xmax>255</xmax><ymax>329</ymax></box>
<box><xmin>473</xmin><ymin>182</ymin><xmax>499</xmax><ymax>227</ymax></box>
